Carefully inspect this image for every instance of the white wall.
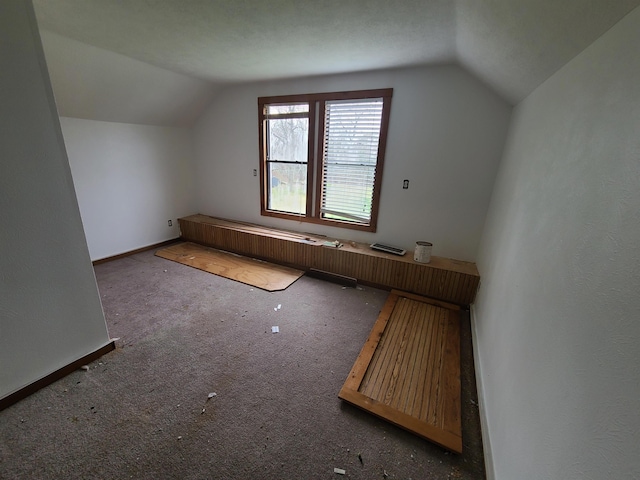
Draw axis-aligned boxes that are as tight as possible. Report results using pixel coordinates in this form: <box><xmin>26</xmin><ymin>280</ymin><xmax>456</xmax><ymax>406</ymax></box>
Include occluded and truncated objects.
<box><xmin>473</xmin><ymin>6</ymin><xmax>640</xmax><ymax>479</ymax></box>
<box><xmin>0</xmin><ymin>0</ymin><xmax>111</xmax><ymax>399</ymax></box>
<box><xmin>193</xmin><ymin>65</ymin><xmax>511</xmax><ymax>262</ymax></box>
<box><xmin>60</xmin><ymin>118</ymin><xmax>197</xmax><ymax>261</ymax></box>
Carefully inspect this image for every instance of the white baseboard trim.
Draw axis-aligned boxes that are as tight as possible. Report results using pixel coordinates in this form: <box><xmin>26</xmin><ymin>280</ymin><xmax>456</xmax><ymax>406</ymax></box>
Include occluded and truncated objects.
<box><xmin>470</xmin><ymin>304</ymin><xmax>495</xmax><ymax>480</ymax></box>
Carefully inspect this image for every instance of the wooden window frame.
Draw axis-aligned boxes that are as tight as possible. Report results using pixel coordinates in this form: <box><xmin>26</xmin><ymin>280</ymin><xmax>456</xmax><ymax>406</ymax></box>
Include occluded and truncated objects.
<box><xmin>258</xmin><ymin>88</ymin><xmax>393</xmax><ymax>233</ymax></box>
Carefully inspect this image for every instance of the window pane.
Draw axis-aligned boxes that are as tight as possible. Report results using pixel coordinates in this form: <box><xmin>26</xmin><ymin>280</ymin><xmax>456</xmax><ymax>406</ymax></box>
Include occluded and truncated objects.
<box><xmin>321</xmin><ymin>98</ymin><xmax>383</xmax><ymax>224</ymax></box>
<box><xmin>268</xmin><ymin>162</ymin><xmax>307</xmax><ymax>214</ymax></box>
<box><xmin>268</xmin><ymin>117</ymin><xmax>308</xmax><ymax>163</ymax></box>
<box><xmin>267</xmin><ymin>104</ymin><xmax>309</xmax><ymax>115</ymax></box>
<box><xmin>322</xmin><ymin>164</ymin><xmax>375</xmax><ymax>222</ymax></box>
<box><xmin>259</xmin><ymin>89</ymin><xmax>391</xmax><ymax>231</ymax></box>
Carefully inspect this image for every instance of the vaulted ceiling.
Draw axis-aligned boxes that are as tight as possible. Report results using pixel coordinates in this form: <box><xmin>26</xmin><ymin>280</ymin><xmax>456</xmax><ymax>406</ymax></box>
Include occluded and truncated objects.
<box><xmin>33</xmin><ymin>0</ymin><xmax>640</xmax><ymax>124</ymax></box>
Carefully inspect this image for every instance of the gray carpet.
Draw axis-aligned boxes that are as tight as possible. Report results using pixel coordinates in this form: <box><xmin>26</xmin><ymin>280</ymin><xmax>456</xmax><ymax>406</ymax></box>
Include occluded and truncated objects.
<box><xmin>0</xmin><ymin>247</ymin><xmax>486</xmax><ymax>479</ymax></box>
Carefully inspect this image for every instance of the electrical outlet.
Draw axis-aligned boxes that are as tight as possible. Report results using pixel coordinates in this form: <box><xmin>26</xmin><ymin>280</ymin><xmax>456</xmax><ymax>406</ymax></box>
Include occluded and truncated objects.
<box><xmin>403</xmin><ymin>179</ymin><xmax>409</xmax><ymax>189</ymax></box>
<box><xmin>253</xmin><ymin>169</ymin><xmax>257</xmax><ymax>176</ymax></box>
<box><xmin>168</xmin><ymin>220</ymin><xmax>172</xmax><ymax>227</ymax></box>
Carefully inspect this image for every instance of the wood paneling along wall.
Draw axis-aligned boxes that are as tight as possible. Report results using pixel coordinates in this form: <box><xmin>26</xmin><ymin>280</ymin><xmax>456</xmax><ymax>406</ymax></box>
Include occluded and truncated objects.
<box><xmin>178</xmin><ymin>215</ymin><xmax>480</xmax><ymax>306</ymax></box>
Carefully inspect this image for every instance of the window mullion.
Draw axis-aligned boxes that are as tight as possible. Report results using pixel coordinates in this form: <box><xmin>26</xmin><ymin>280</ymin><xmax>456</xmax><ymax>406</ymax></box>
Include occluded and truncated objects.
<box><xmin>259</xmin><ymin>104</ymin><xmax>268</xmax><ymax>215</ymax></box>
<box><xmin>369</xmin><ymin>93</ymin><xmax>392</xmax><ymax>230</ymax></box>
<box><xmin>305</xmin><ymin>101</ymin><xmax>316</xmax><ymax>218</ymax></box>
<box><xmin>313</xmin><ymin>100</ymin><xmax>326</xmax><ymax>221</ymax></box>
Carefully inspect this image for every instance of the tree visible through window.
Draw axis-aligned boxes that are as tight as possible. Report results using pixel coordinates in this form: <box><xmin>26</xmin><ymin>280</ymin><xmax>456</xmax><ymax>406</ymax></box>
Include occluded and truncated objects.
<box><xmin>265</xmin><ymin>104</ymin><xmax>309</xmax><ymax>215</ymax></box>
<box><xmin>258</xmin><ymin>89</ymin><xmax>392</xmax><ymax>232</ymax></box>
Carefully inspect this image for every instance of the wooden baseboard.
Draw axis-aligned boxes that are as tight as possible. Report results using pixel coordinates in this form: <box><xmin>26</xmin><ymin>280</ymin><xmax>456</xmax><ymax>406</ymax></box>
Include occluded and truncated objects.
<box><xmin>92</xmin><ymin>238</ymin><xmax>180</xmax><ymax>265</ymax></box>
<box><xmin>0</xmin><ymin>340</ymin><xmax>116</xmax><ymax>411</ymax></box>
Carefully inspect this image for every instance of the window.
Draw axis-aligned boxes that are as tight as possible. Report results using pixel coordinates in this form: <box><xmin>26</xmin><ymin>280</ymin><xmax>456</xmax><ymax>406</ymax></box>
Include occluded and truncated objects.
<box><xmin>258</xmin><ymin>89</ymin><xmax>392</xmax><ymax>232</ymax></box>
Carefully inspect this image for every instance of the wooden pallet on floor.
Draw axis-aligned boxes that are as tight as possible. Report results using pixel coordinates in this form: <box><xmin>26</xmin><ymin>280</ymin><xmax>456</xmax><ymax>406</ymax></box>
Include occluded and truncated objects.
<box><xmin>339</xmin><ymin>290</ymin><xmax>462</xmax><ymax>453</ymax></box>
<box><xmin>155</xmin><ymin>242</ymin><xmax>304</xmax><ymax>291</ymax></box>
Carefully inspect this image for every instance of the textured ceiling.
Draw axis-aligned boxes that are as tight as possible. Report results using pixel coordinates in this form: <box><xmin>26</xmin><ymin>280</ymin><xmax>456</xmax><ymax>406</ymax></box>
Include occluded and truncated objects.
<box><xmin>456</xmin><ymin>0</ymin><xmax>640</xmax><ymax>103</ymax></box>
<box><xmin>33</xmin><ymin>0</ymin><xmax>640</xmax><ymax>105</ymax></box>
<box><xmin>40</xmin><ymin>31</ymin><xmax>219</xmax><ymax>127</ymax></box>
<box><xmin>33</xmin><ymin>0</ymin><xmax>455</xmax><ymax>83</ymax></box>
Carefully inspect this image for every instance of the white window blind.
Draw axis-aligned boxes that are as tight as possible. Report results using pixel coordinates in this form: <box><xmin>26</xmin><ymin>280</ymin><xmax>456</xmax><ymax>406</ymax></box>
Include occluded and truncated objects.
<box><xmin>320</xmin><ymin>98</ymin><xmax>383</xmax><ymax>224</ymax></box>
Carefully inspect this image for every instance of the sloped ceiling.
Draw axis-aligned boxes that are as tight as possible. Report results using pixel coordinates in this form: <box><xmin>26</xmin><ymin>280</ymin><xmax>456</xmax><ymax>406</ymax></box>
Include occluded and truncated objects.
<box><xmin>33</xmin><ymin>0</ymin><xmax>456</xmax><ymax>83</ymax></box>
<box><xmin>456</xmin><ymin>0</ymin><xmax>640</xmax><ymax>103</ymax></box>
<box><xmin>33</xmin><ymin>0</ymin><xmax>640</xmax><ymax>125</ymax></box>
<box><xmin>40</xmin><ymin>31</ymin><xmax>219</xmax><ymax>127</ymax></box>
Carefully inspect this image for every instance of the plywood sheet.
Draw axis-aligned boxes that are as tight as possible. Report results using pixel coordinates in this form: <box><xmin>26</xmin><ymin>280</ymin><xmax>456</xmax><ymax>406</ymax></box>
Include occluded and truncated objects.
<box><xmin>156</xmin><ymin>242</ymin><xmax>304</xmax><ymax>291</ymax></box>
<box><xmin>339</xmin><ymin>290</ymin><xmax>462</xmax><ymax>452</ymax></box>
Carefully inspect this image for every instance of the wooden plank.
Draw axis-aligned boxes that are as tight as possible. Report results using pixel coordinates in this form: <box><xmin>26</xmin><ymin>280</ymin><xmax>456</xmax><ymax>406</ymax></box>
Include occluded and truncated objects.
<box><xmin>378</xmin><ymin>299</ymin><xmax>415</xmax><ymax>405</ymax></box>
<box><xmin>441</xmin><ymin>309</ymin><xmax>462</xmax><ymax>436</ymax></box>
<box><xmin>339</xmin><ymin>290</ymin><xmax>462</xmax><ymax>453</ymax></box>
<box><xmin>420</xmin><ymin>306</ymin><xmax>443</xmax><ymax>425</ymax></box>
<box><xmin>389</xmin><ymin>301</ymin><xmax>422</xmax><ymax>411</ymax></box>
<box><xmin>339</xmin><ymin>389</ymin><xmax>462</xmax><ymax>453</ymax></box>
<box><xmin>411</xmin><ymin>305</ymin><xmax>437</xmax><ymax>421</ymax></box>
<box><xmin>425</xmin><ymin>309</ymin><xmax>449</xmax><ymax>426</ymax></box>
<box><xmin>341</xmin><ymin>293</ymin><xmax>399</xmax><ymax>392</ymax></box>
<box><xmin>390</xmin><ymin>289</ymin><xmax>460</xmax><ymax>311</ymax></box>
<box><xmin>362</xmin><ymin>297</ymin><xmax>400</xmax><ymax>398</ymax></box>
<box><xmin>155</xmin><ymin>242</ymin><xmax>303</xmax><ymax>292</ymax></box>
<box><xmin>359</xmin><ymin>300</ymin><xmax>403</xmax><ymax>397</ymax></box>
<box><xmin>404</xmin><ymin>303</ymin><xmax>430</xmax><ymax>417</ymax></box>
